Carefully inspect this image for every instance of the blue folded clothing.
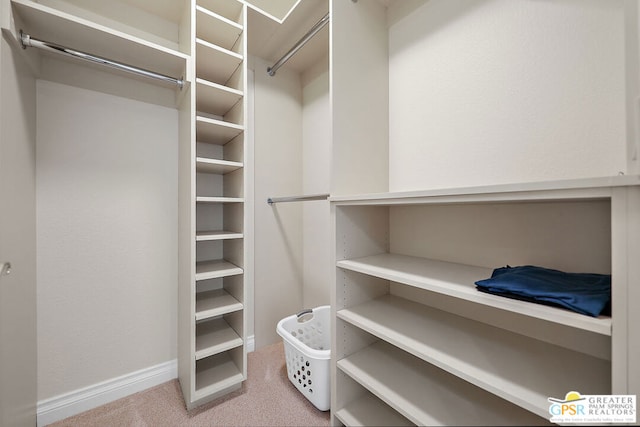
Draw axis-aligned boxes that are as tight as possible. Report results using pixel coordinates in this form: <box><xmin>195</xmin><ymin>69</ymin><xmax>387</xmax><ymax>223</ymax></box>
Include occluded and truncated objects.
<box><xmin>475</xmin><ymin>265</ymin><xmax>611</xmax><ymax>317</ymax></box>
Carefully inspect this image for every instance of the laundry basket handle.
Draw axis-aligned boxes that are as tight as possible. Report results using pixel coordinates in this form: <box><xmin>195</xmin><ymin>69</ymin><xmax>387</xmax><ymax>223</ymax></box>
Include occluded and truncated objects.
<box><xmin>296</xmin><ymin>308</ymin><xmax>314</xmax><ymax>322</ymax></box>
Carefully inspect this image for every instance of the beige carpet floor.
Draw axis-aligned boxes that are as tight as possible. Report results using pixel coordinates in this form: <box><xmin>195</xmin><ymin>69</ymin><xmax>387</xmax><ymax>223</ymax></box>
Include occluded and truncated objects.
<box><xmin>49</xmin><ymin>342</ymin><xmax>330</xmax><ymax>426</ymax></box>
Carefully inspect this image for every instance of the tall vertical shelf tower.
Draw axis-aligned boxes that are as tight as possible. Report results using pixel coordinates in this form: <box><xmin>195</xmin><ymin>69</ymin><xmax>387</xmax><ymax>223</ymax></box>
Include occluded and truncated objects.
<box><xmin>178</xmin><ymin>0</ymin><xmax>249</xmax><ymax>409</ymax></box>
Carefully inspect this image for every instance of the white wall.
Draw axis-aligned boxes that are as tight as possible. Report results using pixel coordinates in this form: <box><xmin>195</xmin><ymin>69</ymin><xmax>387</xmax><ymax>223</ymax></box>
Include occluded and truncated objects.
<box><xmin>251</xmin><ymin>56</ymin><xmax>304</xmax><ymax>348</ymax></box>
<box><xmin>0</xmin><ymin>35</ymin><xmax>38</xmax><ymax>426</ymax></box>
<box><xmin>388</xmin><ymin>0</ymin><xmax>628</xmax><ymax>191</ymax></box>
<box><xmin>36</xmin><ymin>80</ymin><xmax>178</xmax><ymax>399</ymax></box>
<box><xmin>302</xmin><ymin>55</ymin><xmax>331</xmax><ymax>309</ymax></box>
<box><xmin>390</xmin><ymin>201</ymin><xmax>612</xmax><ymax>274</ymax></box>
<box><xmin>251</xmin><ymin>51</ymin><xmax>331</xmax><ymax>345</ymax></box>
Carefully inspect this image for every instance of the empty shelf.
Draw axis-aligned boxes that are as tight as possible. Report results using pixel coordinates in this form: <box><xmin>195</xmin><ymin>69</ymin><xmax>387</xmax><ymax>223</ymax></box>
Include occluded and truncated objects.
<box><xmin>195</xmin><ymin>352</ymin><xmax>244</xmax><ymax>399</ymax></box>
<box><xmin>196</xmin><ymin>289</ymin><xmax>243</xmax><ymax>321</ymax></box>
<box><xmin>196</xmin><ymin>78</ymin><xmax>243</xmax><ymax>117</ymax></box>
<box><xmin>195</xmin><ymin>260</ymin><xmax>242</xmax><ymax>281</ymax></box>
<box><xmin>196</xmin><ymin>230</ymin><xmax>243</xmax><ymax>242</ymax></box>
<box><xmin>197</xmin><ymin>0</ymin><xmax>243</xmax><ymax>24</ymax></box>
<box><xmin>195</xmin><ymin>318</ymin><xmax>243</xmax><ymax>360</ymax></box>
<box><xmin>196</xmin><ymin>5</ymin><xmax>242</xmax><ymax>51</ymax></box>
<box><xmin>337</xmin><ymin>253</ymin><xmax>611</xmax><ymax>335</ymax></box>
<box><xmin>196</xmin><ymin>196</ymin><xmax>244</xmax><ymax>203</ymax></box>
<box><xmin>196</xmin><ymin>38</ymin><xmax>242</xmax><ymax>85</ymax></box>
<box><xmin>196</xmin><ymin>116</ymin><xmax>244</xmax><ymax>145</ymax></box>
<box><xmin>196</xmin><ymin>157</ymin><xmax>243</xmax><ymax>174</ymax></box>
<box><xmin>338</xmin><ymin>294</ymin><xmax>611</xmax><ymax>419</ymax></box>
<box><xmin>338</xmin><ymin>341</ymin><xmax>545</xmax><ymax>426</ymax></box>
<box><xmin>334</xmin><ymin>392</ymin><xmax>413</xmax><ymax>427</ymax></box>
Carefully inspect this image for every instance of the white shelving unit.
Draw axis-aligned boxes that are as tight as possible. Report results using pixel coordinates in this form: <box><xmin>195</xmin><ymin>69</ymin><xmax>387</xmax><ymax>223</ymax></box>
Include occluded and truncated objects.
<box><xmin>178</xmin><ymin>0</ymin><xmax>249</xmax><ymax>410</ymax></box>
<box><xmin>331</xmin><ymin>176</ymin><xmax>640</xmax><ymax>426</ymax></box>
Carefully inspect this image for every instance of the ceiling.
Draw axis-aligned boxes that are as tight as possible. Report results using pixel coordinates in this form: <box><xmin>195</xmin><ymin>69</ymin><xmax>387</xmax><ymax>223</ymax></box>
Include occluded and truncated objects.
<box><xmin>242</xmin><ymin>0</ymin><xmax>301</xmax><ymax>22</ymax></box>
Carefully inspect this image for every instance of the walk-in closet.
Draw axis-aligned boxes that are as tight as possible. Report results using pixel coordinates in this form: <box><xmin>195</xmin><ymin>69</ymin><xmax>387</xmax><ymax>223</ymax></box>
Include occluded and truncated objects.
<box><xmin>1</xmin><ymin>0</ymin><xmax>638</xmax><ymax>426</ymax></box>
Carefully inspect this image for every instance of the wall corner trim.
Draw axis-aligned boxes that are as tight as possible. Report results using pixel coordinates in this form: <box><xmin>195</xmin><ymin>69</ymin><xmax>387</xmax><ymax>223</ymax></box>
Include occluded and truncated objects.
<box><xmin>36</xmin><ymin>359</ymin><xmax>177</xmax><ymax>426</ymax></box>
<box><xmin>246</xmin><ymin>334</ymin><xmax>256</xmax><ymax>353</ymax></box>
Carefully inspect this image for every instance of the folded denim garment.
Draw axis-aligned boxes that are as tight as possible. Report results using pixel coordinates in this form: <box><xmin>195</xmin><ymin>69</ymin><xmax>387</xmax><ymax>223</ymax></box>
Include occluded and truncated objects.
<box><xmin>475</xmin><ymin>265</ymin><xmax>611</xmax><ymax>317</ymax></box>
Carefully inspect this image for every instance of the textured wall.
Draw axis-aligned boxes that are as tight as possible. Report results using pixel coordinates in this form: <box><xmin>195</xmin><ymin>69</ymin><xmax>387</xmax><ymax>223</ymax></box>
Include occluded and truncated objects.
<box><xmin>302</xmin><ymin>55</ymin><xmax>331</xmax><ymax>310</ymax></box>
<box><xmin>389</xmin><ymin>0</ymin><xmax>627</xmax><ymax>191</ymax></box>
<box><xmin>251</xmin><ymin>56</ymin><xmax>304</xmax><ymax>348</ymax></box>
<box><xmin>36</xmin><ymin>80</ymin><xmax>178</xmax><ymax>399</ymax></box>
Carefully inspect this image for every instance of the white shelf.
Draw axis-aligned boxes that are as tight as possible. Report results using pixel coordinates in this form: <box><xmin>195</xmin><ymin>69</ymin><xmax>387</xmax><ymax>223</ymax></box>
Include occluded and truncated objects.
<box><xmin>337</xmin><ymin>253</ymin><xmax>612</xmax><ymax>336</ymax></box>
<box><xmin>334</xmin><ymin>392</ymin><xmax>413</xmax><ymax>427</ymax></box>
<box><xmin>196</xmin><ymin>230</ymin><xmax>243</xmax><ymax>242</ymax></box>
<box><xmin>196</xmin><ymin>38</ymin><xmax>243</xmax><ymax>86</ymax></box>
<box><xmin>11</xmin><ymin>0</ymin><xmax>188</xmax><ymax>79</ymax></box>
<box><xmin>196</xmin><ymin>157</ymin><xmax>243</xmax><ymax>174</ymax></box>
<box><xmin>197</xmin><ymin>0</ymin><xmax>243</xmax><ymax>23</ymax></box>
<box><xmin>330</xmin><ymin>175</ymin><xmax>640</xmax><ymax>205</ymax></box>
<box><xmin>196</xmin><ymin>78</ymin><xmax>243</xmax><ymax>117</ymax></box>
<box><xmin>195</xmin><ymin>318</ymin><xmax>243</xmax><ymax>360</ymax></box>
<box><xmin>195</xmin><ymin>289</ymin><xmax>243</xmax><ymax>321</ymax></box>
<box><xmin>196</xmin><ymin>5</ymin><xmax>242</xmax><ymax>51</ymax></box>
<box><xmin>195</xmin><ymin>351</ymin><xmax>244</xmax><ymax>398</ymax></box>
<box><xmin>338</xmin><ymin>294</ymin><xmax>611</xmax><ymax>419</ymax></box>
<box><xmin>337</xmin><ymin>340</ymin><xmax>546</xmax><ymax>426</ymax></box>
<box><xmin>195</xmin><ymin>260</ymin><xmax>243</xmax><ymax>281</ymax></box>
<box><xmin>196</xmin><ymin>196</ymin><xmax>244</xmax><ymax>204</ymax></box>
<box><xmin>196</xmin><ymin>116</ymin><xmax>244</xmax><ymax>145</ymax></box>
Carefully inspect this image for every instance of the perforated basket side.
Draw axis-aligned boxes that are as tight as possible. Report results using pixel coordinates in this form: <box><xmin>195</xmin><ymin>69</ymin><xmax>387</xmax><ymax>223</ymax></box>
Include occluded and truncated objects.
<box><xmin>282</xmin><ymin>339</ymin><xmax>331</xmax><ymax>411</ymax></box>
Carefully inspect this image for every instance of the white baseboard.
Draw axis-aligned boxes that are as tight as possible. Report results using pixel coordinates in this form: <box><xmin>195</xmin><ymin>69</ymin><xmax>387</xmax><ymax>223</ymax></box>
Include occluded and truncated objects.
<box><xmin>37</xmin><ymin>336</ymin><xmax>256</xmax><ymax>426</ymax></box>
<box><xmin>37</xmin><ymin>359</ymin><xmax>177</xmax><ymax>426</ymax></box>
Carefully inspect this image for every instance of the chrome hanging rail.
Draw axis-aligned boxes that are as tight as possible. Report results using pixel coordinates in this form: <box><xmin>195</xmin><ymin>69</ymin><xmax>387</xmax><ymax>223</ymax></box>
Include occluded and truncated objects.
<box><xmin>267</xmin><ymin>12</ymin><xmax>329</xmax><ymax>77</ymax></box>
<box><xmin>267</xmin><ymin>193</ymin><xmax>329</xmax><ymax>205</ymax></box>
<box><xmin>19</xmin><ymin>31</ymin><xmax>184</xmax><ymax>89</ymax></box>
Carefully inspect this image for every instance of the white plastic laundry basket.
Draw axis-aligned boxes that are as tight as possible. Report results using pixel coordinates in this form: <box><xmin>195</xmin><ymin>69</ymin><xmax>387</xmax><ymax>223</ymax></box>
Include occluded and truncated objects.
<box><xmin>276</xmin><ymin>305</ymin><xmax>331</xmax><ymax>411</ymax></box>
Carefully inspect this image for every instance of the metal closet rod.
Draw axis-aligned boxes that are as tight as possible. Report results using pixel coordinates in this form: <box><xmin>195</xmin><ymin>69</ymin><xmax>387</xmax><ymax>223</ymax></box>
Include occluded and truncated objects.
<box><xmin>267</xmin><ymin>12</ymin><xmax>329</xmax><ymax>77</ymax></box>
<box><xmin>267</xmin><ymin>193</ymin><xmax>329</xmax><ymax>205</ymax></box>
<box><xmin>19</xmin><ymin>31</ymin><xmax>184</xmax><ymax>89</ymax></box>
